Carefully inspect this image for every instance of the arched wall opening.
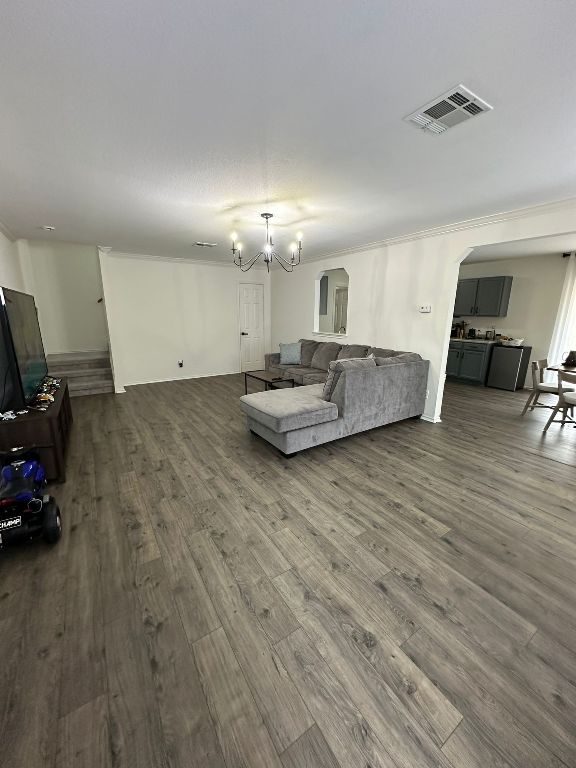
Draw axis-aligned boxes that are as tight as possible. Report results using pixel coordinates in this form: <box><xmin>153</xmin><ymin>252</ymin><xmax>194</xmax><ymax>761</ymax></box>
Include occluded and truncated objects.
<box><xmin>314</xmin><ymin>267</ymin><xmax>349</xmax><ymax>336</ymax></box>
<box><xmin>435</xmin><ymin>229</ymin><xmax>576</xmax><ymax>420</ymax></box>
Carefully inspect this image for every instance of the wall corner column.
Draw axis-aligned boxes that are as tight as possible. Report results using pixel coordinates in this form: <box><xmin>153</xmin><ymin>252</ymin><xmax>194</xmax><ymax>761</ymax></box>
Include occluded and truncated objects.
<box><xmin>98</xmin><ymin>247</ymin><xmax>125</xmax><ymax>394</ymax></box>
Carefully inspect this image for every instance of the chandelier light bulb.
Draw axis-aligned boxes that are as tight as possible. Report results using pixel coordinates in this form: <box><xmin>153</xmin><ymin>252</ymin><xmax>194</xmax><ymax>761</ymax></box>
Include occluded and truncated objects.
<box><xmin>296</xmin><ymin>231</ymin><xmax>303</xmax><ymax>242</ymax></box>
<box><xmin>264</xmin><ymin>243</ymin><xmax>272</xmax><ymax>254</ymax></box>
<box><xmin>237</xmin><ymin>242</ymin><xmax>242</xmax><ymax>252</ymax></box>
<box><xmin>289</xmin><ymin>242</ymin><xmax>297</xmax><ymax>253</ymax></box>
<box><xmin>231</xmin><ymin>232</ymin><xmax>237</xmax><ymax>242</ymax></box>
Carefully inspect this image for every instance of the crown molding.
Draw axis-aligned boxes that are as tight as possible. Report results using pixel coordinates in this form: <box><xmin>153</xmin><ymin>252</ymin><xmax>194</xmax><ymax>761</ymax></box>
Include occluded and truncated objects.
<box><xmin>298</xmin><ymin>195</ymin><xmax>576</xmax><ymax>265</ymax></box>
<box><xmin>107</xmin><ymin>250</ymin><xmax>269</xmax><ymax>270</ymax></box>
<box><xmin>0</xmin><ymin>219</ymin><xmax>17</xmax><ymax>242</ymax></box>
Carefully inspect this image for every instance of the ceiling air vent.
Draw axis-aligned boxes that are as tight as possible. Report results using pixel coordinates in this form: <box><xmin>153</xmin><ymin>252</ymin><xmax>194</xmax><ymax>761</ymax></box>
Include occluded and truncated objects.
<box><xmin>404</xmin><ymin>84</ymin><xmax>492</xmax><ymax>135</ymax></box>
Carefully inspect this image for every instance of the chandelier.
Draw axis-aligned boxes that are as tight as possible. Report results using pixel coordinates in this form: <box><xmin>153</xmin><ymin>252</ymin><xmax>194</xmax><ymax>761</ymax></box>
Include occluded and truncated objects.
<box><xmin>231</xmin><ymin>213</ymin><xmax>302</xmax><ymax>272</ymax></box>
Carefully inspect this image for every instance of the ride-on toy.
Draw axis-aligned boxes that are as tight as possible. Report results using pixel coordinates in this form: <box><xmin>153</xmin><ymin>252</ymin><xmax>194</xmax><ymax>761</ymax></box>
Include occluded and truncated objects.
<box><xmin>0</xmin><ymin>447</ymin><xmax>62</xmax><ymax>546</ymax></box>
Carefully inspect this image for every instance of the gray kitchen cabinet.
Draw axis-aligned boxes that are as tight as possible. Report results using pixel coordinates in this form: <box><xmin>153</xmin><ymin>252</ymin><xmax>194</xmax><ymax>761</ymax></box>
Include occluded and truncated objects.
<box><xmin>454</xmin><ymin>279</ymin><xmax>478</xmax><ymax>316</ymax></box>
<box><xmin>447</xmin><ymin>341</ymin><xmax>494</xmax><ymax>384</ymax></box>
<box><xmin>446</xmin><ymin>345</ymin><xmax>461</xmax><ymax>376</ymax></box>
<box><xmin>453</xmin><ymin>276</ymin><xmax>512</xmax><ymax>317</ymax></box>
<box><xmin>474</xmin><ymin>276</ymin><xmax>512</xmax><ymax>316</ymax></box>
<box><xmin>458</xmin><ymin>348</ymin><xmax>487</xmax><ymax>380</ymax></box>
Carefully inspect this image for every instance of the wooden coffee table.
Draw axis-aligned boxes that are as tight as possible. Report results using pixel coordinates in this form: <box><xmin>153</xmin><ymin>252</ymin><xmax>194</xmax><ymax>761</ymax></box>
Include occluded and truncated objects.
<box><xmin>244</xmin><ymin>370</ymin><xmax>294</xmax><ymax>394</ymax></box>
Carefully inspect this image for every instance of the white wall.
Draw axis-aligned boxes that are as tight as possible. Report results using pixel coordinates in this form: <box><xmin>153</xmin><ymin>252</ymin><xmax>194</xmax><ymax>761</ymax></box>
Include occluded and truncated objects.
<box><xmin>458</xmin><ymin>255</ymin><xmax>567</xmax><ymax>384</ymax></box>
<box><xmin>0</xmin><ymin>229</ymin><xmax>25</xmax><ymax>291</ymax></box>
<box><xmin>100</xmin><ymin>251</ymin><xmax>271</xmax><ymax>390</ymax></box>
<box><xmin>19</xmin><ymin>240</ymin><xmax>108</xmax><ymax>354</ymax></box>
<box><xmin>272</xmin><ymin>200</ymin><xmax>576</xmax><ymax>421</ymax></box>
<box><xmin>271</xmin><ymin>243</ymin><xmax>454</xmax><ymax>421</ymax></box>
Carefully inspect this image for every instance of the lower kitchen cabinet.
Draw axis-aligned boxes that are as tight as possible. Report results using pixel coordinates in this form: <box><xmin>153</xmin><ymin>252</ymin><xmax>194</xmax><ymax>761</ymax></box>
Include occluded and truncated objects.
<box><xmin>447</xmin><ymin>341</ymin><xmax>495</xmax><ymax>384</ymax></box>
<box><xmin>446</xmin><ymin>346</ymin><xmax>461</xmax><ymax>377</ymax></box>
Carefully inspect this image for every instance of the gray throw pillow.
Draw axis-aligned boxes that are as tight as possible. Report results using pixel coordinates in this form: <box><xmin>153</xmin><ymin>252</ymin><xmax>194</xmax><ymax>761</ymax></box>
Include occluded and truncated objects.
<box><xmin>337</xmin><ymin>344</ymin><xmax>369</xmax><ymax>360</ymax></box>
<box><xmin>298</xmin><ymin>339</ymin><xmax>320</xmax><ymax>366</ymax></box>
<box><xmin>311</xmin><ymin>342</ymin><xmax>342</xmax><ymax>371</ymax></box>
<box><xmin>322</xmin><ymin>356</ymin><xmax>376</xmax><ymax>401</ymax></box>
<box><xmin>279</xmin><ymin>342</ymin><xmax>301</xmax><ymax>365</ymax></box>
<box><xmin>367</xmin><ymin>346</ymin><xmax>396</xmax><ymax>358</ymax></box>
<box><xmin>375</xmin><ymin>352</ymin><xmax>422</xmax><ymax>365</ymax></box>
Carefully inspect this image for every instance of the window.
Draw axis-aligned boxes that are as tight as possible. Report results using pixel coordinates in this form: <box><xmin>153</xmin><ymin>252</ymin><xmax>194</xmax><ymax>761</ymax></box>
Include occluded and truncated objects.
<box><xmin>315</xmin><ymin>268</ymin><xmax>349</xmax><ymax>335</ymax></box>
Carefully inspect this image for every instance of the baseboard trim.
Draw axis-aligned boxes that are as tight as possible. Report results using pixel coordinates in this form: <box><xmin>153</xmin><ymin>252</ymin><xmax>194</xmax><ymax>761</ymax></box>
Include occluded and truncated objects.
<box><xmin>420</xmin><ymin>414</ymin><xmax>442</xmax><ymax>423</ymax></box>
<box><xmin>122</xmin><ymin>370</ymin><xmax>241</xmax><ymax>388</ymax></box>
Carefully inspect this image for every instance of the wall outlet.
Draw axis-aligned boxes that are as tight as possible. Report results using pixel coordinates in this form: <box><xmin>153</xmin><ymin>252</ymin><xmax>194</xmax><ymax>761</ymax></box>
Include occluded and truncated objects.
<box><xmin>418</xmin><ymin>305</ymin><xmax>432</xmax><ymax>313</ymax></box>
<box><xmin>178</xmin><ymin>360</ymin><xmax>183</xmax><ymax>368</ymax></box>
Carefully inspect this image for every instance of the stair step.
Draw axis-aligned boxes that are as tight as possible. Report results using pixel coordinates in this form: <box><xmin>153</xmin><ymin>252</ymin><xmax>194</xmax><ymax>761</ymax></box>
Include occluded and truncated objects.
<box><xmin>48</xmin><ymin>359</ymin><xmax>111</xmax><ymax>373</ymax></box>
<box><xmin>47</xmin><ymin>350</ymin><xmax>109</xmax><ymax>363</ymax></box>
<box><xmin>67</xmin><ymin>378</ymin><xmax>114</xmax><ymax>392</ymax></box>
<box><xmin>70</xmin><ymin>383</ymin><xmax>115</xmax><ymax>397</ymax></box>
<box><xmin>49</xmin><ymin>363</ymin><xmax>111</xmax><ymax>375</ymax></box>
<box><xmin>48</xmin><ymin>366</ymin><xmax>113</xmax><ymax>380</ymax></box>
<box><xmin>46</xmin><ymin>351</ymin><xmax>114</xmax><ymax>397</ymax></box>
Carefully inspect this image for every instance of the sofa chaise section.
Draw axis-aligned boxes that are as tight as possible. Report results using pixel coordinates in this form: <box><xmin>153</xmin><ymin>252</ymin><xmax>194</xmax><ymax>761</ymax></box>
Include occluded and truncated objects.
<box><xmin>240</xmin><ymin>357</ymin><xmax>429</xmax><ymax>455</ymax></box>
<box><xmin>239</xmin><ymin>384</ymin><xmax>338</xmax><ymax>433</ymax></box>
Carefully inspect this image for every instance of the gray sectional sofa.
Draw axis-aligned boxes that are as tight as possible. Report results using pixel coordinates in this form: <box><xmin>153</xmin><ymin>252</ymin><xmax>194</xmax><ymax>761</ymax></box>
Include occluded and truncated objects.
<box><xmin>265</xmin><ymin>340</ymin><xmax>412</xmax><ymax>385</ymax></box>
<box><xmin>240</xmin><ymin>339</ymin><xmax>429</xmax><ymax>455</ymax></box>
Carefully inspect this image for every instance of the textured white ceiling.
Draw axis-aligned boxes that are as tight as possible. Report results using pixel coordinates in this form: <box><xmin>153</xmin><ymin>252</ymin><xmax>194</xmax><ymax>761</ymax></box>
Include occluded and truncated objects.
<box><xmin>2</xmin><ymin>0</ymin><xmax>576</xmax><ymax>261</ymax></box>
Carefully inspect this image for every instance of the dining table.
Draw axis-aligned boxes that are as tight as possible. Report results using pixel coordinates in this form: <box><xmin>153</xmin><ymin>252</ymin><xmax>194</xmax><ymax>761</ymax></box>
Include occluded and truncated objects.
<box><xmin>547</xmin><ymin>364</ymin><xmax>576</xmax><ymax>372</ymax></box>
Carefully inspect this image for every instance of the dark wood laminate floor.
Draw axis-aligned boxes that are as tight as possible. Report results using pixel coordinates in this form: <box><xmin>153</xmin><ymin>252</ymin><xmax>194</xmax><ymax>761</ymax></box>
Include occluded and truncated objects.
<box><xmin>1</xmin><ymin>376</ymin><xmax>576</xmax><ymax>768</ymax></box>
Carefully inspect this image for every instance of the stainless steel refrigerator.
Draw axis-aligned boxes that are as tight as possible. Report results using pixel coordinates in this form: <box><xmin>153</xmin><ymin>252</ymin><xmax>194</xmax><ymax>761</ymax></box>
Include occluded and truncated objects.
<box><xmin>486</xmin><ymin>345</ymin><xmax>532</xmax><ymax>391</ymax></box>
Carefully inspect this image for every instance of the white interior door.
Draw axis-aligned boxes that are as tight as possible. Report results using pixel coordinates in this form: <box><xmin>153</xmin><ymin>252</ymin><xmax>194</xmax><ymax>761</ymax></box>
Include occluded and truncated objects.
<box><xmin>333</xmin><ymin>287</ymin><xmax>348</xmax><ymax>333</ymax></box>
<box><xmin>239</xmin><ymin>283</ymin><xmax>265</xmax><ymax>372</ymax></box>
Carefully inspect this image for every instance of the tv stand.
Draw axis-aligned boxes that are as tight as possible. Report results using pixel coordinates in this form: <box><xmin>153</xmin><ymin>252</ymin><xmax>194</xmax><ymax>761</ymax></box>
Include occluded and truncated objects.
<box><xmin>0</xmin><ymin>379</ymin><xmax>72</xmax><ymax>482</ymax></box>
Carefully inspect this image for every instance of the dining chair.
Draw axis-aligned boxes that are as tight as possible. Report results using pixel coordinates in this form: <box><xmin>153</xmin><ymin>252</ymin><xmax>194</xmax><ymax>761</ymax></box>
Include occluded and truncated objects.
<box><xmin>521</xmin><ymin>359</ymin><xmax>568</xmax><ymax>415</ymax></box>
<box><xmin>543</xmin><ymin>370</ymin><xmax>576</xmax><ymax>432</ymax></box>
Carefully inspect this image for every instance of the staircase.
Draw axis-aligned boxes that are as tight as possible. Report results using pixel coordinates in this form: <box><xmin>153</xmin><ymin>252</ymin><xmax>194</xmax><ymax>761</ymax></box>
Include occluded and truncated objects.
<box><xmin>46</xmin><ymin>351</ymin><xmax>115</xmax><ymax>397</ymax></box>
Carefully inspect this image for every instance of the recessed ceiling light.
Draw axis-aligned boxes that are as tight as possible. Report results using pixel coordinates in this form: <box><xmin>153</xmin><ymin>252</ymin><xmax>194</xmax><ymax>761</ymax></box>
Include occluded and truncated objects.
<box><xmin>41</xmin><ymin>225</ymin><xmax>55</xmax><ymax>231</ymax></box>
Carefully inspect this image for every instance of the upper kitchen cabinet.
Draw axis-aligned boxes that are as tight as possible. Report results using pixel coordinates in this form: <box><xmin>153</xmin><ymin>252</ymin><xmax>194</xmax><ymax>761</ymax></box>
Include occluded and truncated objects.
<box><xmin>454</xmin><ymin>279</ymin><xmax>479</xmax><ymax>316</ymax></box>
<box><xmin>453</xmin><ymin>276</ymin><xmax>512</xmax><ymax>317</ymax></box>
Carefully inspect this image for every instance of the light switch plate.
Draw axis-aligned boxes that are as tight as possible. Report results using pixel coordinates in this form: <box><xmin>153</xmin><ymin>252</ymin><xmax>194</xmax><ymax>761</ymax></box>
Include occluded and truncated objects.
<box><xmin>418</xmin><ymin>305</ymin><xmax>432</xmax><ymax>313</ymax></box>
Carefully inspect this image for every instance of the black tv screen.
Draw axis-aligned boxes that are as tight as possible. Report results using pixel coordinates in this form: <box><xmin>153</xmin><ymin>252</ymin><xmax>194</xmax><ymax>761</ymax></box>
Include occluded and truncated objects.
<box><xmin>0</xmin><ymin>288</ymin><xmax>47</xmax><ymax>405</ymax></box>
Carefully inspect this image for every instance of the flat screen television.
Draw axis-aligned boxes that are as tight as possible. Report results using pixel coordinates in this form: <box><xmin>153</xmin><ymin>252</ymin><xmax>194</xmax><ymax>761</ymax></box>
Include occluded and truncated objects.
<box><xmin>0</xmin><ymin>287</ymin><xmax>47</xmax><ymax>411</ymax></box>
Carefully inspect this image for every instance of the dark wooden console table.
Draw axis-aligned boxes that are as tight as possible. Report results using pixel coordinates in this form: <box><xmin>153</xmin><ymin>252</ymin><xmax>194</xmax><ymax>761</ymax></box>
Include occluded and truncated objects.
<box><xmin>0</xmin><ymin>379</ymin><xmax>73</xmax><ymax>482</ymax></box>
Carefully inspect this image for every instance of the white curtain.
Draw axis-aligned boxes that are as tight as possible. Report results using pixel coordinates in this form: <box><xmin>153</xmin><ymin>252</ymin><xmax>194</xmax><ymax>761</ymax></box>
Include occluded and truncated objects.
<box><xmin>548</xmin><ymin>252</ymin><xmax>576</xmax><ymax>376</ymax></box>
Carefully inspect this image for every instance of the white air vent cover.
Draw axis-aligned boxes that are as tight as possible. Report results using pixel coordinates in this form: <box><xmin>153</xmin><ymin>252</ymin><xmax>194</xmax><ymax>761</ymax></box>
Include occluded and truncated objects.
<box><xmin>404</xmin><ymin>84</ymin><xmax>493</xmax><ymax>134</ymax></box>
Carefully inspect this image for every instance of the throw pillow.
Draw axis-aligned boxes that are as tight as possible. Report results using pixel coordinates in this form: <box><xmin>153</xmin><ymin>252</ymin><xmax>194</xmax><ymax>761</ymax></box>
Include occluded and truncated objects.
<box><xmin>374</xmin><ymin>352</ymin><xmax>422</xmax><ymax>365</ymax></box>
<box><xmin>322</xmin><ymin>356</ymin><xmax>376</xmax><ymax>401</ymax></box>
<box><xmin>299</xmin><ymin>339</ymin><xmax>320</xmax><ymax>366</ymax></box>
<box><xmin>367</xmin><ymin>346</ymin><xmax>396</xmax><ymax>358</ymax></box>
<box><xmin>279</xmin><ymin>342</ymin><xmax>302</xmax><ymax>365</ymax></box>
<box><xmin>337</xmin><ymin>344</ymin><xmax>369</xmax><ymax>360</ymax></box>
<box><xmin>311</xmin><ymin>342</ymin><xmax>342</xmax><ymax>371</ymax></box>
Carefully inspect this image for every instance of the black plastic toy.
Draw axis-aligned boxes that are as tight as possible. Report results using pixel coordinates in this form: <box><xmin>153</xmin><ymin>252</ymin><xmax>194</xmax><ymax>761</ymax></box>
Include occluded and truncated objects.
<box><xmin>0</xmin><ymin>447</ymin><xmax>62</xmax><ymax>546</ymax></box>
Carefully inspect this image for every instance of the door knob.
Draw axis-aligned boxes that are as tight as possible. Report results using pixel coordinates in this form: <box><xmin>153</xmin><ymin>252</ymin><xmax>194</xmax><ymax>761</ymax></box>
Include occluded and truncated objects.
<box><xmin>241</xmin><ymin>332</ymin><xmax>248</xmax><ymax>336</ymax></box>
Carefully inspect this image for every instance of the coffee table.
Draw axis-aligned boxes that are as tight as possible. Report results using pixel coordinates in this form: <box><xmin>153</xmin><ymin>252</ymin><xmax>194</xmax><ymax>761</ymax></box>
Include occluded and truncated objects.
<box><xmin>244</xmin><ymin>370</ymin><xmax>294</xmax><ymax>395</ymax></box>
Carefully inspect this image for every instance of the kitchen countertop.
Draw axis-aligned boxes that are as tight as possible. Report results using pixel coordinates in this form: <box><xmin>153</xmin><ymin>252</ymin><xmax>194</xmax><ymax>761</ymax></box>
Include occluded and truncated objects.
<box><xmin>450</xmin><ymin>338</ymin><xmax>497</xmax><ymax>344</ymax></box>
